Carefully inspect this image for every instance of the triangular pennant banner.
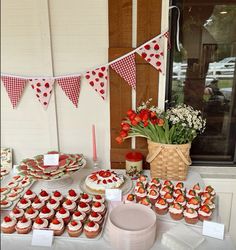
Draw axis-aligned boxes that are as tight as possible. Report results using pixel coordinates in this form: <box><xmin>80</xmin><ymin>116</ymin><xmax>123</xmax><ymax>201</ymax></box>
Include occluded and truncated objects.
<box><xmin>85</xmin><ymin>66</ymin><xmax>108</xmax><ymax>100</ymax></box>
<box><xmin>1</xmin><ymin>76</ymin><xmax>27</xmax><ymax>108</ymax></box>
<box><xmin>29</xmin><ymin>78</ymin><xmax>54</xmax><ymax>109</ymax></box>
<box><xmin>57</xmin><ymin>76</ymin><xmax>81</xmax><ymax>108</ymax></box>
<box><xmin>110</xmin><ymin>53</ymin><xmax>136</xmax><ymax>89</ymax></box>
<box><xmin>136</xmin><ymin>34</ymin><xmax>165</xmax><ymax>74</ymax></box>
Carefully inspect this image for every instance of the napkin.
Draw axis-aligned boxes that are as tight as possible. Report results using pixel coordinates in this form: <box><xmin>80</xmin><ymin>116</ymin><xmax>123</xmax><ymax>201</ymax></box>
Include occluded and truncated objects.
<box><xmin>161</xmin><ymin>224</ymin><xmax>205</xmax><ymax>250</ymax></box>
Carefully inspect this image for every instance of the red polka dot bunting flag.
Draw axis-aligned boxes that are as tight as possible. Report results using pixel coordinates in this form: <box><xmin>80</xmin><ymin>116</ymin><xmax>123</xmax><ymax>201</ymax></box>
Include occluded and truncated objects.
<box><xmin>1</xmin><ymin>76</ymin><xmax>27</xmax><ymax>108</ymax></box>
<box><xmin>136</xmin><ymin>34</ymin><xmax>165</xmax><ymax>74</ymax></box>
<box><xmin>110</xmin><ymin>53</ymin><xmax>136</xmax><ymax>89</ymax></box>
<box><xmin>29</xmin><ymin>78</ymin><xmax>55</xmax><ymax>109</ymax></box>
<box><xmin>85</xmin><ymin>66</ymin><xmax>108</xmax><ymax>100</ymax></box>
<box><xmin>57</xmin><ymin>76</ymin><xmax>81</xmax><ymax>108</ymax></box>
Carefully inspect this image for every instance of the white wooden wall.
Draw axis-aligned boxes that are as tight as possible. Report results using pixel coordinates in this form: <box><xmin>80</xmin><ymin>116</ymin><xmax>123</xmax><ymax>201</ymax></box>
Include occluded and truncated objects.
<box><xmin>1</xmin><ymin>0</ymin><xmax>109</xmax><ymax>167</ymax></box>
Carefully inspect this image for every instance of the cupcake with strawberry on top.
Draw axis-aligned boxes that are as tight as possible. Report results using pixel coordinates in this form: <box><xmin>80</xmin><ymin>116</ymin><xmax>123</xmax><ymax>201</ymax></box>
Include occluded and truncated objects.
<box><xmin>62</xmin><ymin>199</ymin><xmax>77</xmax><ymax>213</ymax></box>
<box><xmin>198</xmin><ymin>205</ymin><xmax>212</xmax><ymax>221</ymax></box>
<box><xmin>204</xmin><ymin>186</ymin><xmax>216</xmax><ymax>199</ymax></box>
<box><xmin>192</xmin><ymin>183</ymin><xmax>202</xmax><ymax>195</ymax></box>
<box><xmin>149</xmin><ymin>177</ymin><xmax>161</xmax><ymax>188</ymax></box>
<box><xmin>77</xmin><ymin>201</ymin><xmax>91</xmax><ymax>215</ymax></box>
<box><xmin>84</xmin><ymin>221</ymin><xmax>100</xmax><ymax>238</ymax></box>
<box><xmin>91</xmin><ymin>201</ymin><xmax>106</xmax><ymax>216</ymax></box>
<box><xmin>175</xmin><ymin>194</ymin><xmax>187</xmax><ymax>208</ymax></box>
<box><xmin>174</xmin><ymin>182</ymin><xmax>185</xmax><ymax>192</ymax></box>
<box><xmin>200</xmin><ymin>192</ymin><xmax>212</xmax><ymax>203</ymax></box>
<box><xmin>33</xmin><ymin>217</ymin><xmax>49</xmax><ymax>230</ymax></box>
<box><xmin>55</xmin><ymin>207</ymin><xmax>71</xmax><ymax>224</ymax></box>
<box><xmin>67</xmin><ymin>220</ymin><xmax>83</xmax><ymax>237</ymax></box>
<box><xmin>1</xmin><ymin>216</ymin><xmax>17</xmax><ymax>234</ymax></box>
<box><xmin>202</xmin><ymin>198</ymin><xmax>215</xmax><ymax>210</ymax></box>
<box><xmin>137</xmin><ymin>175</ymin><xmax>148</xmax><ymax>188</ymax></box>
<box><xmin>169</xmin><ymin>203</ymin><xmax>184</xmax><ymax>220</ymax></box>
<box><xmin>39</xmin><ymin>206</ymin><xmax>54</xmax><ymax>221</ymax></box>
<box><xmin>173</xmin><ymin>189</ymin><xmax>184</xmax><ymax>198</ymax></box>
<box><xmin>47</xmin><ymin>198</ymin><xmax>60</xmax><ymax>211</ymax></box>
<box><xmin>23</xmin><ymin>189</ymin><xmax>36</xmax><ymax>201</ymax></box>
<box><xmin>124</xmin><ymin>194</ymin><xmax>136</xmax><ymax>204</ymax></box>
<box><xmin>72</xmin><ymin>211</ymin><xmax>87</xmax><ymax>223</ymax></box>
<box><xmin>134</xmin><ymin>181</ymin><xmax>145</xmax><ymax>192</ymax></box>
<box><xmin>32</xmin><ymin>197</ymin><xmax>45</xmax><ymax>211</ymax></box>
<box><xmin>15</xmin><ymin>217</ymin><xmax>32</xmax><ymax>234</ymax></box>
<box><xmin>186</xmin><ymin>197</ymin><xmax>200</xmax><ymax>210</ymax></box>
<box><xmin>184</xmin><ymin>208</ymin><xmax>198</xmax><ymax>224</ymax></box>
<box><xmin>25</xmin><ymin>207</ymin><xmax>39</xmax><ymax>221</ymax></box>
<box><xmin>17</xmin><ymin>198</ymin><xmax>31</xmax><ymax>210</ymax></box>
<box><xmin>88</xmin><ymin>211</ymin><xmax>103</xmax><ymax>225</ymax></box>
<box><xmin>147</xmin><ymin>189</ymin><xmax>159</xmax><ymax>205</ymax></box>
<box><xmin>66</xmin><ymin>189</ymin><xmax>79</xmax><ymax>203</ymax></box>
<box><xmin>160</xmin><ymin>185</ymin><xmax>172</xmax><ymax>197</ymax></box>
<box><xmin>163</xmin><ymin>180</ymin><xmax>174</xmax><ymax>189</ymax></box>
<box><xmin>10</xmin><ymin>207</ymin><xmax>24</xmax><ymax>220</ymax></box>
<box><xmin>93</xmin><ymin>195</ymin><xmax>105</xmax><ymax>204</ymax></box>
<box><xmin>80</xmin><ymin>193</ymin><xmax>92</xmax><ymax>205</ymax></box>
<box><xmin>147</xmin><ymin>183</ymin><xmax>159</xmax><ymax>192</ymax></box>
<box><xmin>51</xmin><ymin>190</ymin><xmax>64</xmax><ymax>203</ymax></box>
<box><xmin>163</xmin><ymin>192</ymin><xmax>174</xmax><ymax>205</ymax></box>
<box><xmin>139</xmin><ymin>197</ymin><xmax>152</xmax><ymax>208</ymax></box>
<box><xmin>154</xmin><ymin>197</ymin><xmax>168</xmax><ymax>215</ymax></box>
<box><xmin>135</xmin><ymin>186</ymin><xmax>147</xmax><ymax>202</ymax></box>
<box><xmin>38</xmin><ymin>190</ymin><xmax>50</xmax><ymax>202</ymax></box>
<box><xmin>186</xmin><ymin>189</ymin><xmax>196</xmax><ymax>200</ymax></box>
<box><xmin>49</xmin><ymin>218</ymin><xmax>65</xmax><ymax>236</ymax></box>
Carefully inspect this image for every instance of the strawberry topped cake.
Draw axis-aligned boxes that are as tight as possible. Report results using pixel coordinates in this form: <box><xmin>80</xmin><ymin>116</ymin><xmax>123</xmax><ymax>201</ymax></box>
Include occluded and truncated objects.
<box><xmin>38</xmin><ymin>190</ymin><xmax>50</xmax><ymax>202</ymax></box>
<box><xmin>80</xmin><ymin>193</ymin><xmax>92</xmax><ymax>204</ymax></box>
<box><xmin>66</xmin><ymin>189</ymin><xmax>79</xmax><ymax>203</ymax></box>
<box><xmin>10</xmin><ymin>207</ymin><xmax>24</xmax><ymax>220</ymax></box>
<box><xmin>93</xmin><ymin>194</ymin><xmax>105</xmax><ymax>203</ymax></box>
<box><xmin>85</xmin><ymin>169</ymin><xmax>124</xmax><ymax>192</ymax></box>
<box><xmin>23</xmin><ymin>189</ymin><xmax>36</xmax><ymax>201</ymax></box>
<box><xmin>91</xmin><ymin>201</ymin><xmax>106</xmax><ymax>216</ymax></box>
<box><xmin>52</xmin><ymin>190</ymin><xmax>64</xmax><ymax>203</ymax></box>
<box><xmin>198</xmin><ymin>205</ymin><xmax>212</xmax><ymax>221</ymax></box>
<box><xmin>33</xmin><ymin>218</ymin><xmax>48</xmax><ymax>230</ymax></box>
<box><xmin>72</xmin><ymin>211</ymin><xmax>87</xmax><ymax>223</ymax></box>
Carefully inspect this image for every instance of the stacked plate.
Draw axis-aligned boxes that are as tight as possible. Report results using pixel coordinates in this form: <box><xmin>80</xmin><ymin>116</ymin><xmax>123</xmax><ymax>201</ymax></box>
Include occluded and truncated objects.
<box><xmin>105</xmin><ymin>204</ymin><xmax>157</xmax><ymax>250</ymax></box>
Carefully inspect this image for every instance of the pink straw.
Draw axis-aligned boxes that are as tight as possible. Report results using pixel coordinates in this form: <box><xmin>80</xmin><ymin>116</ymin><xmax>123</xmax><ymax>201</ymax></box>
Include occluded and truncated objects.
<box><xmin>92</xmin><ymin>124</ymin><xmax>97</xmax><ymax>162</ymax></box>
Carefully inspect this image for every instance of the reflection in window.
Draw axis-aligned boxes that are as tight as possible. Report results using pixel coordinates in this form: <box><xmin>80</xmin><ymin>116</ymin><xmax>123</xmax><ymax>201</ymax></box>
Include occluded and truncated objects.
<box><xmin>169</xmin><ymin>1</ymin><xmax>236</xmax><ymax>163</ymax></box>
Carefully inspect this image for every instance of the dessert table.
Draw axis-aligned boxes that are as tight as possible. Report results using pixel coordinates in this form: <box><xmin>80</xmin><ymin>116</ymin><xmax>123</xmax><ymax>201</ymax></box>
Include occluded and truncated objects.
<box><xmin>1</xmin><ymin>168</ymin><xmax>235</xmax><ymax>250</ymax></box>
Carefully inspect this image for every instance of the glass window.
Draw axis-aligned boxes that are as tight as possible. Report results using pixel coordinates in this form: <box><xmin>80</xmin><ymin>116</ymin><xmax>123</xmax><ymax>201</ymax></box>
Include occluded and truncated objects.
<box><xmin>168</xmin><ymin>0</ymin><xmax>236</xmax><ymax>164</ymax></box>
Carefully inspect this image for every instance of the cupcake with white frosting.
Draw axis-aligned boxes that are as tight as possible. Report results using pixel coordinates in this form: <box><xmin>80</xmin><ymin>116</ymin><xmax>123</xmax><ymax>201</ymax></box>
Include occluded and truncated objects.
<box><xmin>88</xmin><ymin>211</ymin><xmax>103</xmax><ymax>224</ymax></box>
<box><xmin>32</xmin><ymin>197</ymin><xmax>45</xmax><ymax>211</ymax></box>
<box><xmin>80</xmin><ymin>193</ymin><xmax>92</xmax><ymax>204</ymax></box>
<box><xmin>184</xmin><ymin>208</ymin><xmax>198</xmax><ymax>224</ymax></box>
<box><xmin>91</xmin><ymin>202</ymin><xmax>106</xmax><ymax>216</ymax></box>
<box><xmin>154</xmin><ymin>197</ymin><xmax>168</xmax><ymax>215</ymax></box>
<box><xmin>38</xmin><ymin>190</ymin><xmax>50</xmax><ymax>202</ymax></box>
<box><xmin>84</xmin><ymin>221</ymin><xmax>100</xmax><ymax>238</ymax></box>
<box><xmin>17</xmin><ymin>198</ymin><xmax>31</xmax><ymax>210</ymax></box>
<box><xmin>25</xmin><ymin>207</ymin><xmax>39</xmax><ymax>221</ymax></box>
<box><xmin>1</xmin><ymin>216</ymin><xmax>17</xmax><ymax>234</ymax></box>
<box><xmin>77</xmin><ymin>202</ymin><xmax>91</xmax><ymax>215</ymax></box>
<box><xmin>10</xmin><ymin>207</ymin><xmax>24</xmax><ymax>220</ymax></box>
<box><xmin>72</xmin><ymin>211</ymin><xmax>87</xmax><ymax>223</ymax></box>
<box><xmin>92</xmin><ymin>195</ymin><xmax>105</xmax><ymax>203</ymax></box>
<box><xmin>62</xmin><ymin>199</ymin><xmax>77</xmax><ymax>213</ymax></box>
<box><xmin>47</xmin><ymin>198</ymin><xmax>60</xmax><ymax>211</ymax></box>
<box><xmin>169</xmin><ymin>203</ymin><xmax>184</xmax><ymax>220</ymax></box>
<box><xmin>23</xmin><ymin>189</ymin><xmax>36</xmax><ymax>201</ymax></box>
<box><xmin>51</xmin><ymin>190</ymin><xmax>64</xmax><ymax>203</ymax></box>
<box><xmin>39</xmin><ymin>206</ymin><xmax>54</xmax><ymax>221</ymax></box>
<box><xmin>55</xmin><ymin>207</ymin><xmax>71</xmax><ymax>224</ymax></box>
<box><xmin>67</xmin><ymin>220</ymin><xmax>83</xmax><ymax>237</ymax></box>
<box><xmin>49</xmin><ymin>218</ymin><xmax>65</xmax><ymax>236</ymax></box>
<box><xmin>33</xmin><ymin>218</ymin><xmax>48</xmax><ymax>230</ymax></box>
<box><xmin>15</xmin><ymin>217</ymin><xmax>32</xmax><ymax>234</ymax></box>
<box><xmin>66</xmin><ymin>189</ymin><xmax>79</xmax><ymax>203</ymax></box>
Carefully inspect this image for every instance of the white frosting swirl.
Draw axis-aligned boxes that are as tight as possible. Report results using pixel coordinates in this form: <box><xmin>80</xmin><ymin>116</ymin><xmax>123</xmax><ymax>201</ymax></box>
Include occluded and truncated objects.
<box><xmin>77</xmin><ymin>204</ymin><xmax>90</xmax><ymax>213</ymax></box>
<box><xmin>84</xmin><ymin>222</ymin><xmax>99</xmax><ymax>232</ymax></box>
<box><xmin>38</xmin><ymin>194</ymin><xmax>50</xmax><ymax>202</ymax></box>
<box><xmin>39</xmin><ymin>209</ymin><xmax>54</xmax><ymax>219</ymax></box>
<box><xmin>56</xmin><ymin>210</ymin><xmax>70</xmax><ymax>219</ymax></box>
<box><xmin>66</xmin><ymin>194</ymin><xmax>79</xmax><ymax>202</ymax></box>
<box><xmin>92</xmin><ymin>203</ymin><xmax>106</xmax><ymax>213</ymax></box>
<box><xmin>1</xmin><ymin>217</ymin><xmax>16</xmax><ymax>228</ymax></box>
<box><xmin>32</xmin><ymin>201</ymin><xmax>45</xmax><ymax>210</ymax></box>
<box><xmin>93</xmin><ymin>197</ymin><xmax>105</xmax><ymax>203</ymax></box>
<box><xmin>47</xmin><ymin>200</ymin><xmax>60</xmax><ymax>210</ymax></box>
<box><xmin>7</xmin><ymin>193</ymin><xmax>21</xmax><ymax>201</ymax></box>
<box><xmin>24</xmin><ymin>193</ymin><xmax>36</xmax><ymax>200</ymax></box>
<box><xmin>17</xmin><ymin>200</ymin><xmax>31</xmax><ymax>209</ymax></box>
<box><xmin>135</xmin><ymin>192</ymin><xmax>146</xmax><ymax>198</ymax></box>
<box><xmin>33</xmin><ymin>219</ymin><xmax>48</xmax><ymax>229</ymax></box>
<box><xmin>165</xmin><ymin>197</ymin><xmax>174</xmax><ymax>203</ymax></box>
<box><xmin>52</xmin><ymin>194</ymin><xmax>64</xmax><ymax>202</ymax></box>
<box><xmin>148</xmin><ymin>192</ymin><xmax>159</xmax><ymax>199</ymax></box>
<box><xmin>88</xmin><ymin>213</ymin><xmax>102</xmax><ymax>222</ymax></box>
<box><xmin>62</xmin><ymin>201</ymin><xmax>76</xmax><ymax>211</ymax></box>
<box><xmin>19</xmin><ymin>181</ymin><xmax>31</xmax><ymax>187</ymax></box>
<box><xmin>7</xmin><ymin>182</ymin><xmax>18</xmax><ymax>188</ymax></box>
<box><xmin>183</xmin><ymin>210</ymin><xmax>198</xmax><ymax>218</ymax></box>
<box><xmin>10</xmin><ymin>209</ymin><xmax>24</xmax><ymax>219</ymax></box>
<box><xmin>198</xmin><ymin>210</ymin><xmax>212</xmax><ymax>217</ymax></box>
<box><xmin>67</xmin><ymin>221</ymin><xmax>82</xmax><ymax>231</ymax></box>
<box><xmin>49</xmin><ymin>219</ymin><xmax>64</xmax><ymax>230</ymax></box>
<box><xmin>72</xmin><ymin>212</ymin><xmax>86</xmax><ymax>221</ymax></box>
<box><xmin>186</xmin><ymin>203</ymin><xmax>200</xmax><ymax>210</ymax></box>
<box><xmin>80</xmin><ymin>196</ymin><xmax>92</xmax><ymax>203</ymax></box>
<box><xmin>155</xmin><ymin>203</ymin><xmax>168</xmax><ymax>209</ymax></box>
<box><xmin>16</xmin><ymin>219</ymin><xmax>32</xmax><ymax>229</ymax></box>
<box><xmin>25</xmin><ymin>210</ymin><xmax>39</xmax><ymax>219</ymax></box>
<box><xmin>169</xmin><ymin>207</ymin><xmax>183</xmax><ymax>214</ymax></box>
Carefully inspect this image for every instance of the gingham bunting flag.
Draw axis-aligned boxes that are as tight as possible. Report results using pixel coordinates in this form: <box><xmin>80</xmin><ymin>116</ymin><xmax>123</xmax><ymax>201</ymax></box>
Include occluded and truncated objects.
<box><xmin>110</xmin><ymin>53</ymin><xmax>136</xmax><ymax>89</ymax></box>
<box><xmin>57</xmin><ymin>76</ymin><xmax>81</xmax><ymax>108</ymax></box>
<box><xmin>136</xmin><ymin>34</ymin><xmax>166</xmax><ymax>74</ymax></box>
<box><xmin>29</xmin><ymin>78</ymin><xmax>54</xmax><ymax>109</ymax></box>
<box><xmin>1</xmin><ymin>76</ymin><xmax>27</xmax><ymax>108</ymax></box>
<box><xmin>85</xmin><ymin>66</ymin><xmax>108</xmax><ymax>100</ymax></box>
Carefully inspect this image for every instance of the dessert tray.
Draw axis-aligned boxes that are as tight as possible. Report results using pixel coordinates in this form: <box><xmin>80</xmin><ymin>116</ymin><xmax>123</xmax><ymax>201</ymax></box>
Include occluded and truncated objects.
<box><xmin>16</xmin><ymin>151</ymin><xmax>86</xmax><ymax>181</ymax></box>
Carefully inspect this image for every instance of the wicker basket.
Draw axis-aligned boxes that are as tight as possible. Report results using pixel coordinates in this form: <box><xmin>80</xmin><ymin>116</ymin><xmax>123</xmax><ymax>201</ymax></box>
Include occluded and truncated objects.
<box><xmin>146</xmin><ymin>140</ymin><xmax>192</xmax><ymax>180</ymax></box>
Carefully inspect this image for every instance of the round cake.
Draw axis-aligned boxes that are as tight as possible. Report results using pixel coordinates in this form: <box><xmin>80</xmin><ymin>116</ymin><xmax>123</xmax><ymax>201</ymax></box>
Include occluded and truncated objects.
<box><xmin>85</xmin><ymin>169</ymin><xmax>124</xmax><ymax>192</ymax></box>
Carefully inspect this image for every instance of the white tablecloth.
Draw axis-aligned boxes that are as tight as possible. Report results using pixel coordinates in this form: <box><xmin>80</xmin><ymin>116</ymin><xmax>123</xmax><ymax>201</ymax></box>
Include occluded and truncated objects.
<box><xmin>1</xmin><ymin>168</ymin><xmax>235</xmax><ymax>250</ymax></box>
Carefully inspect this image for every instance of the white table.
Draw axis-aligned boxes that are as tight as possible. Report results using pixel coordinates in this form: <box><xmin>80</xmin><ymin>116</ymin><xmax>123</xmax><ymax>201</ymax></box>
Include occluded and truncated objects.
<box><xmin>1</xmin><ymin>169</ymin><xmax>235</xmax><ymax>250</ymax></box>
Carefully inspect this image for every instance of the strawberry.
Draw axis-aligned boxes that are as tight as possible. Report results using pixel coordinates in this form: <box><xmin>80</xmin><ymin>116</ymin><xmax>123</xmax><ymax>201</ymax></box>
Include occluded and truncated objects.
<box><xmin>95</xmin><ymin>195</ymin><xmax>102</xmax><ymax>199</ymax></box>
<box><xmin>59</xmin><ymin>208</ymin><xmax>66</xmax><ymax>214</ymax></box>
<box><xmin>164</xmin><ymin>193</ymin><xmax>173</xmax><ymax>199</ymax></box>
<box><xmin>188</xmin><ymin>197</ymin><xmax>200</xmax><ymax>205</ymax></box>
<box><xmin>91</xmin><ymin>211</ymin><xmax>99</xmax><ymax>217</ymax></box>
<box><xmin>26</xmin><ymin>190</ymin><xmax>33</xmax><ymax>195</ymax></box>
<box><xmin>8</xmin><ymin>193</ymin><xmax>17</xmax><ymax>198</ymax></box>
<box><xmin>49</xmin><ymin>199</ymin><xmax>56</xmax><ymax>204</ymax></box>
<box><xmin>66</xmin><ymin>199</ymin><xmax>72</xmax><ymax>205</ymax></box>
<box><xmin>139</xmin><ymin>175</ymin><xmax>147</xmax><ymax>182</ymax></box>
<box><xmin>175</xmin><ymin>194</ymin><xmax>185</xmax><ymax>203</ymax></box>
<box><xmin>200</xmin><ymin>205</ymin><xmax>210</xmax><ymax>213</ymax></box>
<box><xmin>97</xmin><ymin>180</ymin><xmax>101</xmax><ymax>184</ymax></box>
<box><xmin>68</xmin><ymin>189</ymin><xmax>76</xmax><ymax>196</ymax></box>
<box><xmin>20</xmin><ymin>198</ymin><xmax>28</xmax><ymax>204</ymax></box>
<box><xmin>27</xmin><ymin>208</ymin><xmax>35</xmax><ymax>214</ymax></box>
<box><xmin>151</xmin><ymin>178</ymin><xmax>160</xmax><ymax>184</ymax></box>
<box><xmin>13</xmin><ymin>208</ymin><xmax>20</xmax><ymax>214</ymax></box>
<box><xmin>40</xmin><ymin>190</ymin><xmax>48</xmax><ymax>197</ymax></box>
<box><xmin>140</xmin><ymin>197</ymin><xmax>151</xmax><ymax>206</ymax></box>
<box><xmin>188</xmin><ymin>190</ymin><xmax>196</xmax><ymax>196</ymax></box>
<box><xmin>74</xmin><ymin>211</ymin><xmax>82</xmax><ymax>216</ymax></box>
<box><xmin>34</xmin><ymin>198</ymin><xmax>41</xmax><ymax>204</ymax></box>
<box><xmin>157</xmin><ymin>198</ymin><xmax>166</xmax><ymax>205</ymax></box>
<box><xmin>4</xmin><ymin>216</ymin><xmax>12</xmax><ymax>222</ymax></box>
<box><xmin>35</xmin><ymin>218</ymin><xmax>43</xmax><ymax>224</ymax></box>
<box><xmin>108</xmin><ymin>179</ymin><xmax>112</xmax><ymax>183</ymax></box>
<box><xmin>99</xmin><ymin>171</ymin><xmax>105</xmax><ymax>177</ymax></box>
<box><xmin>149</xmin><ymin>190</ymin><xmax>157</xmax><ymax>196</ymax></box>
<box><xmin>137</xmin><ymin>187</ymin><xmax>145</xmax><ymax>194</ymax></box>
<box><xmin>136</xmin><ymin>182</ymin><xmax>144</xmax><ymax>188</ymax></box>
<box><xmin>127</xmin><ymin>194</ymin><xmax>135</xmax><ymax>201</ymax></box>
<box><xmin>102</xmin><ymin>180</ymin><xmax>107</xmax><ymax>184</ymax></box>
<box><xmin>173</xmin><ymin>203</ymin><xmax>182</xmax><ymax>210</ymax></box>
<box><xmin>70</xmin><ymin>220</ymin><xmax>78</xmax><ymax>226</ymax></box>
<box><xmin>205</xmin><ymin>186</ymin><xmax>214</xmax><ymax>193</ymax></box>
<box><xmin>0</xmin><ymin>201</ymin><xmax>8</xmax><ymax>205</ymax></box>
<box><xmin>90</xmin><ymin>175</ymin><xmax>98</xmax><ymax>181</ymax></box>
<box><xmin>201</xmin><ymin>192</ymin><xmax>211</xmax><ymax>199</ymax></box>
<box><xmin>0</xmin><ymin>188</ymin><xmax>8</xmax><ymax>193</ymax></box>
<box><xmin>52</xmin><ymin>218</ymin><xmax>60</xmax><ymax>224</ymax></box>
<box><xmin>203</xmin><ymin>198</ymin><xmax>214</xmax><ymax>205</ymax></box>
<box><xmin>112</xmin><ymin>177</ymin><xmax>117</xmax><ymax>182</ymax></box>
<box><xmin>54</xmin><ymin>191</ymin><xmax>61</xmax><ymax>197</ymax></box>
<box><xmin>82</xmin><ymin>193</ymin><xmax>89</xmax><ymax>199</ymax></box>
<box><xmin>162</xmin><ymin>186</ymin><xmax>172</xmax><ymax>193</ymax></box>
<box><xmin>41</xmin><ymin>206</ymin><xmax>50</xmax><ymax>213</ymax></box>
<box><xmin>174</xmin><ymin>189</ymin><xmax>182</xmax><ymax>195</ymax></box>
<box><xmin>21</xmin><ymin>217</ymin><xmax>28</xmax><ymax>223</ymax></box>
<box><xmin>186</xmin><ymin>208</ymin><xmax>195</xmax><ymax>214</ymax></box>
<box><xmin>87</xmin><ymin>221</ymin><xmax>95</xmax><ymax>227</ymax></box>
<box><xmin>193</xmin><ymin>183</ymin><xmax>201</xmax><ymax>191</ymax></box>
<box><xmin>176</xmin><ymin>182</ymin><xmax>184</xmax><ymax>189</ymax></box>
<box><xmin>103</xmin><ymin>171</ymin><xmax>111</xmax><ymax>177</ymax></box>
<box><xmin>93</xmin><ymin>202</ymin><xmax>101</xmax><ymax>208</ymax></box>
<box><xmin>79</xmin><ymin>202</ymin><xmax>87</xmax><ymax>208</ymax></box>
<box><xmin>164</xmin><ymin>180</ymin><xmax>173</xmax><ymax>186</ymax></box>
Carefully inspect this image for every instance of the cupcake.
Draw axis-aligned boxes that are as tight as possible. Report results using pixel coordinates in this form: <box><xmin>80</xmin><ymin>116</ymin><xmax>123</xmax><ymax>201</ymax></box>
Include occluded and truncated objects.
<box><xmin>192</xmin><ymin>183</ymin><xmax>202</xmax><ymax>195</ymax></box>
<box><xmin>88</xmin><ymin>211</ymin><xmax>103</xmax><ymax>224</ymax></box>
<box><xmin>62</xmin><ymin>199</ymin><xmax>77</xmax><ymax>213</ymax></box>
<box><xmin>169</xmin><ymin>203</ymin><xmax>184</xmax><ymax>220</ymax></box>
<box><xmin>124</xmin><ymin>194</ymin><xmax>136</xmax><ymax>204</ymax></box>
<box><xmin>186</xmin><ymin>197</ymin><xmax>200</xmax><ymax>210</ymax></box>
<box><xmin>163</xmin><ymin>192</ymin><xmax>174</xmax><ymax>205</ymax></box>
<box><xmin>7</xmin><ymin>181</ymin><xmax>18</xmax><ymax>189</ymax></box>
<box><xmin>47</xmin><ymin>198</ymin><xmax>60</xmax><ymax>211</ymax></box>
<box><xmin>1</xmin><ymin>216</ymin><xmax>17</xmax><ymax>234</ymax></box>
<box><xmin>93</xmin><ymin>195</ymin><xmax>105</xmax><ymax>203</ymax></box>
<box><xmin>147</xmin><ymin>183</ymin><xmax>159</xmax><ymax>192</ymax></box>
<box><xmin>204</xmin><ymin>186</ymin><xmax>216</xmax><ymax>199</ymax></box>
<box><xmin>15</xmin><ymin>217</ymin><xmax>32</xmax><ymax>234</ymax></box>
<box><xmin>175</xmin><ymin>194</ymin><xmax>187</xmax><ymax>207</ymax></box>
<box><xmin>139</xmin><ymin>197</ymin><xmax>152</xmax><ymax>208</ymax></box>
<box><xmin>184</xmin><ymin>208</ymin><xmax>198</xmax><ymax>224</ymax></box>
<box><xmin>72</xmin><ymin>211</ymin><xmax>87</xmax><ymax>223</ymax></box>
<box><xmin>77</xmin><ymin>202</ymin><xmax>91</xmax><ymax>215</ymax></box>
<box><xmin>149</xmin><ymin>177</ymin><xmax>161</xmax><ymax>188</ymax></box>
<box><xmin>80</xmin><ymin>193</ymin><xmax>92</xmax><ymax>204</ymax></box>
<box><xmin>25</xmin><ymin>207</ymin><xmax>39</xmax><ymax>221</ymax></box>
<box><xmin>198</xmin><ymin>205</ymin><xmax>212</xmax><ymax>221</ymax></box>
<box><xmin>51</xmin><ymin>190</ymin><xmax>64</xmax><ymax>203</ymax></box>
<box><xmin>55</xmin><ymin>207</ymin><xmax>71</xmax><ymax>224</ymax></box>
<box><xmin>200</xmin><ymin>192</ymin><xmax>212</xmax><ymax>202</ymax></box>
<box><xmin>186</xmin><ymin>189</ymin><xmax>196</xmax><ymax>200</ymax></box>
<box><xmin>163</xmin><ymin>180</ymin><xmax>173</xmax><ymax>189</ymax></box>
<box><xmin>160</xmin><ymin>186</ymin><xmax>172</xmax><ymax>197</ymax></box>
<box><xmin>135</xmin><ymin>187</ymin><xmax>147</xmax><ymax>202</ymax></box>
<box><xmin>66</xmin><ymin>189</ymin><xmax>79</xmax><ymax>203</ymax></box>
<box><xmin>83</xmin><ymin>221</ymin><xmax>100</xmax><ymax>238</ymax></box>
<box><xmin>38</xmin><ymin>190</ymin><xmax>50</xmax><ymax>202</ymax></box>
<box><xmin>147</xmin><ymin>189</ymin><xmax>159</xmax><ymax>205</ymax></box>
<box><xmin>154</xmin><ymin>197</ymin><xmax>168</xmax><ymax>215</ymax></box>
<box><xmin>202</xmin><ymin>198</ymin><xmax>215</xmax><ymax>210</ymax></box>
<box><xmin>7</xmin><ymin>192</ymin><xmax>21</xmax><ymax>201</ymax></box>
<box><xmin>175</xmin><ymin>182</ymin><xmax>185</xmax><ymax>191</ymax></box>
<box><xmin>67</xmin><ymin>220</ymin><xmax>83</xmax><ymax>237</ymax></box>
<box><xmin>91</xmin><ymin>202</ymin><xmax>106</xmax><ymax>216</ymax></box>
<box><xmin>23</xmin><ymin>189</ymin><xmax>36</xmax><ymax>201</ymax></box>
<box><xmin>10</xmin><ymin>207</ymin><xmax>24</xmax><ymax>220</ymax></box>
<box><xmin>49</xmin><ymin>218</ymin><xmax>65</xmax><ymax>236</ymax></box>
<box><xmin>33</xmin><ymin>217</ymin><xmax>49</xmax><ymax>230</ymax></box>
<box><xmin>17</xmin><ymin>198</ymin><xmax>31</xmax><ymax>210</ymax></box>
<box><xmin>32</xmin><ymin>197</ymin><xmax>45</xmax><ymax>210</ymax></box>
<box><xmin>137</xmin><ymin>175</ymin><xmax>148</xmax><ymax>187</ymax></box>
<box><xmin>173</xmin><ymin>189</ymin><xmax>184</xmax><ymax>198</ymax></box>
<box><xmin>39</xmin><ymin>206</ymin><xmax>54</xmax><ymax>221</ymax></box>
<box><xmin>134</xmin><ymin>181</ymin><xmax>145</xmax><ymax>192</ymax></box>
